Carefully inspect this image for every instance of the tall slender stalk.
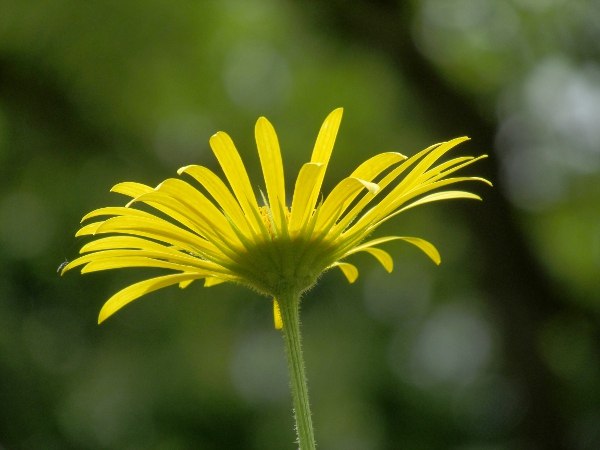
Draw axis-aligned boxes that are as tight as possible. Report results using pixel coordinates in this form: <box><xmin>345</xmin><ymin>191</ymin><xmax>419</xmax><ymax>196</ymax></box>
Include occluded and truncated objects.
<box><xmin>278</xmin><ymin>291</ymin><xmax>316</xmax><ymax>450</ymax></box>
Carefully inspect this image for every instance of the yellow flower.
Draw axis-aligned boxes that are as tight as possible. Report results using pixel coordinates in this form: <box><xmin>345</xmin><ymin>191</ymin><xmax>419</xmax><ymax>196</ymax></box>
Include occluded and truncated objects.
<box><xmin>62</xmin><ymin>108</ymin><xmax>489</xmax><ymax>326</ymax></box>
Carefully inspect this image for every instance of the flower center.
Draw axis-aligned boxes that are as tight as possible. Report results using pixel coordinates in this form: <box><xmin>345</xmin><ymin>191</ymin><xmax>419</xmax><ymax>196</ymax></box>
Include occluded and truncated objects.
<box><xmin>231</xmin><ymin>206</ymin><xmax>328</xmax><ymax>297</ymax></box>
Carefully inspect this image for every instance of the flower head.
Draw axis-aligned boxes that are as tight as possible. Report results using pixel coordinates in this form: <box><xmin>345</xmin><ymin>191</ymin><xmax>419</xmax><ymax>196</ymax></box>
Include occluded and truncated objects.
<box><xmin>63</xmin><ymin>108</ymin><xmax>490</xmax><ymax>326</ymax></box>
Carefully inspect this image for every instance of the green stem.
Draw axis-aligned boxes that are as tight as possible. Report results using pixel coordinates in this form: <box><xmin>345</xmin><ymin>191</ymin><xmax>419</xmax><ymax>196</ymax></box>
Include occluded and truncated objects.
<box><xmin>278</xmin><ymin>291</ymin><xmax>316</xmax><ymax>450</ymax></box>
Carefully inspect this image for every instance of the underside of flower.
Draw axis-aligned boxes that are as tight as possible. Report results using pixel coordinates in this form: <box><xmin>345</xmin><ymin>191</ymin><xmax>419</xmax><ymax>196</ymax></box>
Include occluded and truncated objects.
<box><xmin>62</xmin><ymin>108</ymin><xmax>490</xmax><ymax>325</ymax></box>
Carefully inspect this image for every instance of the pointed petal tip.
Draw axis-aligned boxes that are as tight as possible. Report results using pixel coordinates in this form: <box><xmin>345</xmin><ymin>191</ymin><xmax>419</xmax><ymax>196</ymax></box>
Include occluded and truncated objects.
<box><xmin>109</xmin><ymin>182</ymin><xmax>126</xmax><ymax>193</ymax></box>
<box><xmin>75</xmin><ymin>227</ymin><xmax>90</xmax><ymax>237</ymax></box>
<box><xmin>334</xmin><ymin>262</ymin><xmax>359</xmax><ymax>283</ymax></box>
<box><xmin>97</xmin><ymin>311</ymin><xmax>108</xmax><ymax>324</ymax></box>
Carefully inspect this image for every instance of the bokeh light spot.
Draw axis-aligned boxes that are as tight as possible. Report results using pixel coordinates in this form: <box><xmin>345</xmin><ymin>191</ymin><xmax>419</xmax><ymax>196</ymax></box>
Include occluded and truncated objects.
<box><xmin>229</xmin><ymin>330</ymin><xmax>288</xmax><ymax>404</ymax></box>
<box><xmin>394</xmin><ymin>304</ymin><xmax>493</xmax><ymax>387</ymax></box>
<box><xmin>223</xmin><ymin>40</ymin><xmax>291</xmax><ymax>112</ymax></box>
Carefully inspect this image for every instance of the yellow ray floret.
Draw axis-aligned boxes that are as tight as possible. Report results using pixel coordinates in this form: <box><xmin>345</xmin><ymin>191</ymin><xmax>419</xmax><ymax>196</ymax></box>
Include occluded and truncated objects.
<box><xmin>64</xmin><ymin>108</ymin><xmax>489</xmax><ymax>325</ymax></box>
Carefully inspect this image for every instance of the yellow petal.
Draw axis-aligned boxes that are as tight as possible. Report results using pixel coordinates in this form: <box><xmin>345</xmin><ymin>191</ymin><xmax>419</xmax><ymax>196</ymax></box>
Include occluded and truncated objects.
<box><xmin>156</xmin><ymin>178</ymin><xmax>232</xmax><ymax>228</ymax></box>
<box><xmin>178</xmin><ymin>165</ymin><xmax>253</xmax><ymax>236</ymax></box>
<box><xmin>204</xmin><ymin>277</ymin><xmax>228</xmax><ymax>287</ymax></box>
<box><xmin>346</xmin><ymin>140</ymin><xmax>462</xmax><ymax>231</ymax></box>
<box><xmin>81</xmin><ymin>207</ymin><xmax>156</xmax><ymax>223</ymax></box>
<box><xmin>311</xmin><ymin>108</ymin><xmax>343</xmax><ymax>164</ymax></box>
<box><xmin>331</xmin><ymin>262</ymin><xmax>359</xmax><ymax>283</ymax></box>
<box><xmin>387</xmin><ymin>190</ymin><xmax>482</xmax><ymax>218</ymax></box>
<box><xmin>121</xmin><ymin>192</ymin><xmax>216</xmax><ymax>243</ymax></box>
<box><xmin>209</xmin><ymin>132</ymin><xmax>263</xmax><ymax>233</ymax></box>
<box><xmin>76</xmin><ymin>222</ymin><xmax>103</xmax><ymax>237</ymax></box>
<box><xmin>255</xmin><ymin>117</ymin><xmax>286</xmax><ymax>230</ymax></box>
<box><xmin>357</xmin><ymin>247</ymin><xmax>394</xmax><ymax>272</ymax></box>
<box><xmin>375</xmin><ymin>176</ymin><xmax>490</xmax><ymax>222</ymax></box>
<box><xmin>98</xmin><ymin>273</ymin><xmax>206</xmax><ymax>323</ymax></box>
<box><xmin>400</xmin><ymin>237</ymin><xmax>441</xmax><ymax>265</ymax></box>
<box><xmin>349</xmin><ymin>144</ymin><xmax>488</xmax><ymax>233</ymax></box>
<box><xmin>81</xmin><ymin>256</ymin><xmax>208</xmax><ymax>274</ymax></box>
<box><xmin>315</xmin><ymin>177</ymin><xmax>379</xmax><ymax>232</ymax></box>
<box><xmin>155</xmin><ymin>179</ymin><xmax>243</xmax><ymax>248</ymax></box>
<box><xmin>79</xmin><ymin>236</ymin><xmax>174</xmax><ymax>253</ymax></box>
<box><xmin>94</xmin><ymin>216</ymin><xmax>229</xmax><ymax>264</ymax></box>
<box><xmin>350</xmin><ymin>152</ymin><xmax>406</xmax><ymax>180</ymax></box>
<box><xmin>400</xmin><ymin>137</ymin><xmax>470</xmax><ymax>192</ymax></box>
<box><xmin>273</xmin><ymin>299</ymin><xmax>283</xmax><ymax>329</ymax></box>
<box><xmin>419</xmin><ymin>156</ymin><xmax>476</xmax><ymax>181</ymax></box>
<box><xmin>417</xmin><ymin>155</ymin><xmax>489</xmax><ymax>187</ymax></box>
<box><xmin>306</xmin><ymin>108</ymin><xmax>344</xmax><ymax>218</ymax></box>
<box><xmin>383</xmin><ymin>139</ymin><xmax>472</xmax><ymax>206</ymax></box>
<box><xmin>288</xmin><ymin>163</ymin><xmax>324</xmax><ymax>235</ymax></box>
<box><xmin>128</xmin><ymin>191</ymin><xmax>209</xmax><ymax>235</ymax></box>
<box><xmin>64</xmin><ymin>249</ymin><xmax>225</xmax><ymax>274</ymax></box>
<box><xmin>110</xmin><ymin>182</ymin><xmax>153</xmax><ymax>198</ymax></box>
<box><xmin>342</xmin><ymin>235</ymin><xmax>440</xmax><ymax>266</ymax></box>
<box><xmin>331</xmin><ymin>149</ymin><xmax>432</xmax><ymax>236</ymax></box>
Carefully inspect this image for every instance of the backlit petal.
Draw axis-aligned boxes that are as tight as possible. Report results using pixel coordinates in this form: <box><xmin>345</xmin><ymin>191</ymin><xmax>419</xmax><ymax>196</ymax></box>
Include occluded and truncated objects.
<box><xmin>289</xmin><ymin>163</ymin><xmax>324</xmax><ymax>235</ymax></box>
<box><xmin>209</xmin><ymin>132</ymin><xmax>263</xmax><ymax>234</ymax></box>
<box><xmin>374</xmin><ymin>176</ymin><xmax>490</xmax><ymax>222</ymax></box>
<box><xmin>400</xmin><ymin>237</ymin><xmax>441</xmax><ymax>265</ymax></box>
<box><xmin>355</xmin><ymin>247</ymin><xmax>394</xmax><ymax>272</ymax></box>
<box><xmin>330</xmin><ymin>261</ymin><xmax>359</xmax><ymax>283</ymax></box>
<box><xmin>341</xmin><ymin>235</ymin><xmax>440</xmax><ymax>266</ymax></box>
<box><xmin>64</xmin><ymin>249</ymin><xmax>226</xmax><ymax>274</ymax></box>
<box><xmin>205</xmin><ymin>277</ymin><xmax>228</xmax><ymax>287</ymax></box>
<box><xmin>315</xmin><ymin>177</ymin><xmax>379</xmax><ymax>232</ymax></box>
<box><xmin>98</xmin><ymin>273</ymin><xmax>206</xmax><ymax>323</ymax></box>
<box><xmin>81</xmin><ymin>207</ymin><xmax>156</xmax><ymax>223</ymax></box>
<box><xmin>306</xmin><ymin>108</ymin><xmax>344</xmax><ymax>216</ymax></box>
<box><xmin>331</xmin><ymin>146</ymin><xmax>439</xmax><ymax>236</ymax></box>
<box><xmin>94</xmin><ymin>216</ymin><xmax>230</xmax><ymax>264</ymax></box>
<box><xmin>178</xmin><ymin>165</ymin><xmax>253</xmax><ymax>236</ymax></box>
<box><xmin>79</xmin><ymin>236</ymin><xmax>178</xmax><ymax>253</ymax></box>
<box><xmin>81</xmin><ymin>256</ymin><xmax>209</xmax><ymax>274</ymax></box>
<box><xmin>256</xmin><ymin>117</ymin><xmax>286</xmax><ymax>230</ymax></box>
<box><xmin>381</xmin><ymin>191</ymin><xmax>482</xmax><ymax>222</ymax></box>
<box><xmin>111</xmin><ymin>182</ymin><xmax>153</xmax><ymax>197</ymax></box>
<box><xmin>76</xmin><ymin>222</ymin><xmax>103</xmax><ymax>237</ymax></box>
<box><xmin>350</xmin><ymin>152</ymin><xmax>406</xmax><ymax>180</ymax></box>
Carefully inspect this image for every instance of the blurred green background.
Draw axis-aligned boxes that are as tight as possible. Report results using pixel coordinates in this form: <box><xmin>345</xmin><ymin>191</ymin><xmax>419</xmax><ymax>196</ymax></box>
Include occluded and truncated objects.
<box><xmin>1</xmin><ymin>0</ymin><xmax>599</xmax><ymax>449</ymax></box>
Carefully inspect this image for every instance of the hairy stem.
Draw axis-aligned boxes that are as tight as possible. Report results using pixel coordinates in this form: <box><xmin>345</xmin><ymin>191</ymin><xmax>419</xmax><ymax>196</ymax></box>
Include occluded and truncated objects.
<box><xmin>278</xmin><ymin>291</ymin><xmax>316</xmax><ymax>450</ymax></box>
